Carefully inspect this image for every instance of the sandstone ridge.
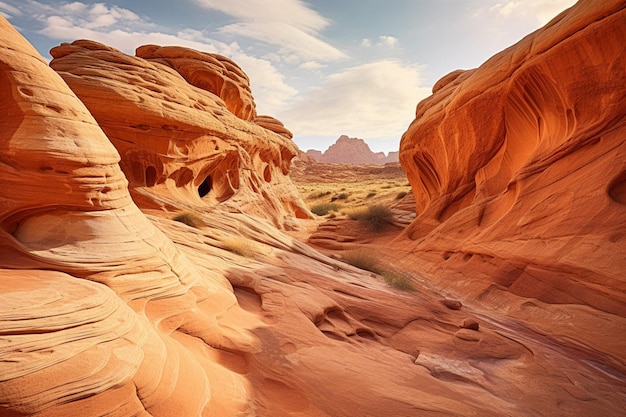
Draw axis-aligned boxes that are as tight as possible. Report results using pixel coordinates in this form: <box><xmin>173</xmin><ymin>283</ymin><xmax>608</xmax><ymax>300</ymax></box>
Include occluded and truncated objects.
<box><xmin>1</xmin><ymin>1</ymin><xmax>626</xmax><ymax>416</ymax></box>
<box><xmin>49</xmin><ymin>40</ymin><xmax>309</xmax><ymax>228</ymax></box>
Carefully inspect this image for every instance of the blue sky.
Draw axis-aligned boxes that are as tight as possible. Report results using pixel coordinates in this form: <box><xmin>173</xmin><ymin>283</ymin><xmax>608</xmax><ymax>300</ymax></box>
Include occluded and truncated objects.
<box><xmin>1</xmin><ymin>0</ymin><xmax>576</xmax><ymax>153</ymax></box>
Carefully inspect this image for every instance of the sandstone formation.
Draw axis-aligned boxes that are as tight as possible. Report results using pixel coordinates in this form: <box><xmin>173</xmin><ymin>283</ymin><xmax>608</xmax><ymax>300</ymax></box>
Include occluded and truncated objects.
<box><xmin>49</xmin><ymin>41</ymin><xmax>309</xmax><ymax>228</ymax></box>
<box><xmin>397</xmin><ymin>0</ymin><xmax>626</xmax><ymax>315</ymax></box>
<box><xmin>0</xmin><ymin>16</ymin><xmax>257</xmax><ymax>416</ymax></box>
<box><xmin>307</xmin><ymin>135</ymin><xmax>399</xmax><ymax>164</ymax></box>
<box><xmin>2</xmin><ymin>0</ymin><xmax>626</xmax><ymax>415</ymax></box>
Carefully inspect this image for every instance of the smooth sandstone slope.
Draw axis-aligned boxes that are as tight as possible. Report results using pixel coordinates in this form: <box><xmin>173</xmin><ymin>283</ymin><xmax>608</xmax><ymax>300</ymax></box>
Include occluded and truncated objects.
<box><xmin>0</xmin><ymin>16</ymin><xmax>260</xmax><ymax>417</ymax></box>
<box><xmin>2</xmin><ymin>1</ymin><xmax>626</xmax><ymax>416</ymax></box>
<box><xmin>49</xmin><ymin>41</ymin><xmax>309</xmax><ymax>228</ymax></box>
<box><xmin>398</xmin><ymin>0</ymin><xmax>626</xmax><ymax>314</ymax></box>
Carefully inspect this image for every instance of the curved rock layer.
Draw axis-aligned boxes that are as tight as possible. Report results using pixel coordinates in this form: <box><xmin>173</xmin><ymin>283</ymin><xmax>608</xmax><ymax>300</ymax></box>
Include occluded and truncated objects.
<box><xmin>49</xmin><ymin>40</ymin><xmax>309</xmax><ymax>228</ymax></box>
<box><xmin>398</xmin><ymin>0</ymin><xmax>626</xmax><ymax>315</ymax></box>
<box><xmin>0</xmin><ymin>16</ymin><xmax>256</xmax><ymax>417</ymax></box>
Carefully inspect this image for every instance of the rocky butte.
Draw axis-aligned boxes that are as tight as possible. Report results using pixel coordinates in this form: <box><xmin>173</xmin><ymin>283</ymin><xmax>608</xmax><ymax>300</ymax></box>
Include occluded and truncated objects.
<box><xmin>0</xmin><ymin>0</ymin><xmax>625</xmax><ymax>416</ymax></box>
<box><xmin>305</xmin><ymin>134</ymin><xmax>399</xmax><ymax>164</ymax></box>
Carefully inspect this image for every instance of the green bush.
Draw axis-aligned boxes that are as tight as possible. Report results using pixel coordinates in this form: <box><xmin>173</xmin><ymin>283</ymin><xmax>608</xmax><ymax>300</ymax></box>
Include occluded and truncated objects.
<box><xmin>173</xmin><ymin>212</ymin><xmax>206</xmax><ymax>228</ymax></box>
<box><xmin>310</xmin><ymin>202</ymin><xmax>339</xmax><ymax>216</ymax></box>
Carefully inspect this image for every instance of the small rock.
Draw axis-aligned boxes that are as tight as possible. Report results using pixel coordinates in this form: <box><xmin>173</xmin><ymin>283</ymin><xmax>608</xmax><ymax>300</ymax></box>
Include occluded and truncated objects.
<box><xmin>461</xmin><ymin>318</ymin><xmax>479</xmax><ymax>331</ymax></box>
<box><xmin>454</xmin><ymin>329</ymin><xmax>480</xmax><ymax>341</ymax></box>
<box><xmin>441</xmin><ymin>299</ymin><xmax>463</xmax><ymax>310</ymax></box>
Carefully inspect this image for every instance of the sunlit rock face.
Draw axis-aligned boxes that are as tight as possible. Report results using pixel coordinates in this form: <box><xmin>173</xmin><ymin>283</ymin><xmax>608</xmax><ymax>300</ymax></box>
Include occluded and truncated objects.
<box><xmin>49</xmin><ymin>41</ymin><xmax>309</xmax><ymax>228</ymax></box>
<box><xmin>399</xmin><ymin>0</ymin><xmax>626</xmax><ymax>313</ymax></box>
<box><xmin>0</xmin><ymin>16</ymin><xmax>257</xmax><ymax>416</ymax></box>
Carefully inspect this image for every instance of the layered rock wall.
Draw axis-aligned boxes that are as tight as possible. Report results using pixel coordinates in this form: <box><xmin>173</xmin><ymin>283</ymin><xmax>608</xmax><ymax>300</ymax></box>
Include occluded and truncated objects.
<box><xmin>398</xmin><ymin>0</ymin><xmax>626</xmax><ymax>314</ymax></box>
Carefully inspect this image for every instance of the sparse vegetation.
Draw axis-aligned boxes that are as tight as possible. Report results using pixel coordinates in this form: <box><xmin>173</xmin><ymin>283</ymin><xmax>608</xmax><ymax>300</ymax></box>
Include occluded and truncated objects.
<box><xmin>341</xmin><ymin>250</ymin><xmax>381</xmax><ymax>274</ymax></box>
<box><xmin>310</xmin><ymin>202</ymin><xmax>339</xmax><ymax>216</ymax></box>
<box><xmin>308</xmin><ymin>190</ymin><xmax>332</xmax><ymax>199</ymax></box>
<box><xmin>395</xmin><ymin>191</ymin><xmax>407</xmax><ymax>200</ymax></box>
<box><xmin>221</xmin><ymin>236</ymin><xmax>256</xmax><ymax>258</ymax></box>
<box><xmin>380</xmin><ymin>271</ymin><xmax>415</xmax><ymax>291</ymax></box>
<box><xmin>173</xmin><ymin>212</ymin><xmax>206</xmax><ymax>228</ymax></box>
<box><xmin>348</xmin><ymin>204</ymin><xmax>394</xmax><ymax>231</ymax></box>
<box><xmin>293</xmin><ymin>166</ymin><xmax>410</xmax><ymax>216</ymax></box>
<box><xmin>341</xmin><ymin>250</ymin><xmax>414</xmax><ymax>291</ymax></box>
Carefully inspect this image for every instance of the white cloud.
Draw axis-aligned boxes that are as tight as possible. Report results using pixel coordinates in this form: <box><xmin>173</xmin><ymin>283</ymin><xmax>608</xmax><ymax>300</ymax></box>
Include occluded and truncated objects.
<box><xmin>277</xmin><ymin>60</ymin><xmax>430</xmax><ymax>139</ymax></box>
<box><xmin>194</xmin><ymin>0</ymin><xmax>345</xmax><ymax>62</ymax></box>
<box><xmin>484</xmin><ymin>0</ymin><xmax>577</xmax><ymax>27</ymax></box>
<box><xmin>299</xmin><ymin>61</ymin><xmax>326</xmax><ymax>71</ymax></box>
<box><xmin>379</xmin><ymin>35</ymin><xmax>398</xmax><ymax>47</ymax></box>
<box><xmin>220</xmin><ymin>20</ymin><xmax>345</xmax><ymax>61</ymax></box>
<box><xmin>0</xmin><ymin>1</ymin><xmax>22</xmax><ymax>18</ymax></box>
<box><xmin>361</xmin><ymin>38</ymin><xmax>372</xmax><ymax>47</ymax></box>
<box><xmin>10</xmin><ymin>0</ymin><xmax>296</xmax><ymax>117</ymax></box>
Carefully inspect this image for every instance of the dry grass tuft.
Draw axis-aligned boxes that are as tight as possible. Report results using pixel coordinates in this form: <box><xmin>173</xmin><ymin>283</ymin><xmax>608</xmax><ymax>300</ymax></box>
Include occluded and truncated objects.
<box><xmin>173</xmin><ymin>212</ymin><xmax>206</xmax><ymax>228</ymax></box>
<box><xmin>221</xmin><ymin>236</ymin><xmax>256</xmax><ymax>258</ymax></box>
<box><xmin>340</xmin><ymin>250</ymin><xmax>415</xmax><ymax>291</ymax></box>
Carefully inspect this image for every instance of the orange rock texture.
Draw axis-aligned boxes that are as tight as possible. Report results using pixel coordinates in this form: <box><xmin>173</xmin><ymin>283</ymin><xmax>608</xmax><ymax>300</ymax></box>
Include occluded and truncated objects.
<box><xmin>49</xmin><ymin>40</ymin><xmax>308</xmax><ymax>228</ymax></box>
<box><xmin>2</xmin><ymin>0</ymin><xmax>626</xmax><ymax>416</ymax></box>
<box><xmin>398</xmin><ymin>0</ymin><xmax>626</xmax><ymax>314</ymax></box>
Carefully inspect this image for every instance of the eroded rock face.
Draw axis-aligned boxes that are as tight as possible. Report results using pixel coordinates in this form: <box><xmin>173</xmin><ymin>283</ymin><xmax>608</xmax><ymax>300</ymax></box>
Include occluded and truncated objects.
<box><xmin>0</xmin><ymin>16</ymin><xmax>257</xmax><ymax>416</ymax></box>
<box><xmin>49</xmin><ymin>41</ymin><xmax>309</xmax><ymax>227</ymax></box>
<box><xmin>398</xmin><ymin>0</ymin><xmax>626</xmax><ymax>314</ymax></box>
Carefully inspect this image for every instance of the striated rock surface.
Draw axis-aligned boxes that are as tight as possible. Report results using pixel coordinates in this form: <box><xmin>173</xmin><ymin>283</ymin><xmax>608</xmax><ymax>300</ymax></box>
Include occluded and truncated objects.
<box><xmin>49</xmin><ymin>41</ymin><xmax>309</xmax><ymax>228</ymax></box>
<box><xmin>310</xmin><ymin>135</ymin><xmax>399</xmax><ymax>164</ymax></box>
<box><xmin>2</xmin><ymin>1</ymin><xmax>626</xmax><ymax>416</ymax></box>
<box><xmin>398</xmin><ymin>0</ymin><xmax>626</xmax><ymax>315</ymax></box>
<box><xmin>0</xmin><ymin>16</ymin><xmax>257</xmax><ymax>417</ymax></box>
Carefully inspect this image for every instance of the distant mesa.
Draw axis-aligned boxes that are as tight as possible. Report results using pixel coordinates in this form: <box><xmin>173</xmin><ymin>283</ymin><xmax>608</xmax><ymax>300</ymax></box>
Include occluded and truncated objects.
<box><xmin>305</xmin><ymin>135</ymin><xmax>399</xmax><ymax>164</ymax></box>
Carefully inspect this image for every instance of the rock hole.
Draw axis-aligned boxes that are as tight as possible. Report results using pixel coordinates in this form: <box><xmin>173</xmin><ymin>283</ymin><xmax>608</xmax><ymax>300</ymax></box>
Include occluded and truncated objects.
<box><xmin>19</xmin><ymin>87</ymin><xmax>34</xmax><ymax>97</ymax></box>
<box><xmin>198</xmin><ymin>176</ymin><xmax>212</xmax><ymax>198</ymax></box>
<box><xmin>263</xmin><ymin>165</ymin><xmax>272</xmax><ymax>182</ymax></box>
<box><xmin>145</xmin><ymin>165</ymin><xmax>157</xmax><ymax>186</ymax></box>
<box><xmin>608</xmin><ymin>170</ymin><xmax>626</xmax><ymax>205</ymax></box>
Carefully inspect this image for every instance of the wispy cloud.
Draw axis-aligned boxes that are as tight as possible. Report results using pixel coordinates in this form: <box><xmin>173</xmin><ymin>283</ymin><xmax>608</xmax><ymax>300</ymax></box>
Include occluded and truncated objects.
<box><xmin>3</xmin><ymin>0</ymin><xmax>297</xmax><ymax>115</ymax></box>
<box><xmin>193</xmin><ymin>0</ymin><xmax>345</xmax><ymax>62</ymax></box>
<box><xmin>0</xmin><ymin>1</ymin><xmax>22</xmax><ymax>18</ymax></box>
<box><xmin>361</xmin><ymin>35</ymin><xmax>399</xmax><ymax>48</ymax></box>
<box><xmin>489</xmin><ymin>0</ymin><xmax>576</xmax><ymax>24</ymax></box>
<box><xmin>481</xmin><ymin>0</ymin><xmax>577</xmax><ymax>30</ymax></box>
<box><xmin>278</xmin><ymin>60</ymin><xmax>430</xmax><ymax>139</ymax></box>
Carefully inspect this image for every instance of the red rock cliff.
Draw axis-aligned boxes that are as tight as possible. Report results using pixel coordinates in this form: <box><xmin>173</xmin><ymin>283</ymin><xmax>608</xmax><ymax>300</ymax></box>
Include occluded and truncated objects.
<box><xmin>398</xmin><ymin>0</ymin><xmax>626</xmax><ymax>314</ymax></box>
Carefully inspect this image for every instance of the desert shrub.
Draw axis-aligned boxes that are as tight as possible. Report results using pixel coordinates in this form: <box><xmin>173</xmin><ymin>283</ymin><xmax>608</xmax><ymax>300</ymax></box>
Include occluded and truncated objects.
<box><xmin>341</xmin><ymin>250</ymin><xmax>381</xmax><ymax>274</ymax></box>
<box><xmin>336</xmin><ymin>192</ymin><xmax>349</xmax><ymax>200</ymax></box>
<box><xmin>381</xmin><ymin>271</ymin><xmax>415</xmax><ymax>291</ymax></box>
<box><xmin>308</xmin><ymin>190</ymin><xmax>332</xmax><ymax>199</ymax></box>
<box><xmin>310</xmin><ymin>202</ymin><xmax>339</xmax><ymax>216</ymax></box>
<box><xmin>347</xmin><ymin>207</ymin><xmax>368</xmax><ymax>220</ymax></box>
<box><xmin>173</xmin><ymin>212</ymin><xmax>206</xmax><ymax>228</ymax></box>
<box><xmin>351</xmin><ymin>205</ymin><xmax>393</xmax><ymax>231</ymax></box>
<box><xmin>395</xmin><ymin>191</ymin><xmax>407</xmax><ymax>200</ymax></box>
<box><xmin>341</xmin><ymin>251</ymin><xmax>414</xmax><ymax>291</ymax></box>
<box><xmin>221</xmin><ymin>236</ymin><xmax>256</xmax><ymax>258</ymax></box>
<box><xmin>366</xmin><ymin>192</ymin><xmax>377</xmax><ymax>198</ymax></box>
